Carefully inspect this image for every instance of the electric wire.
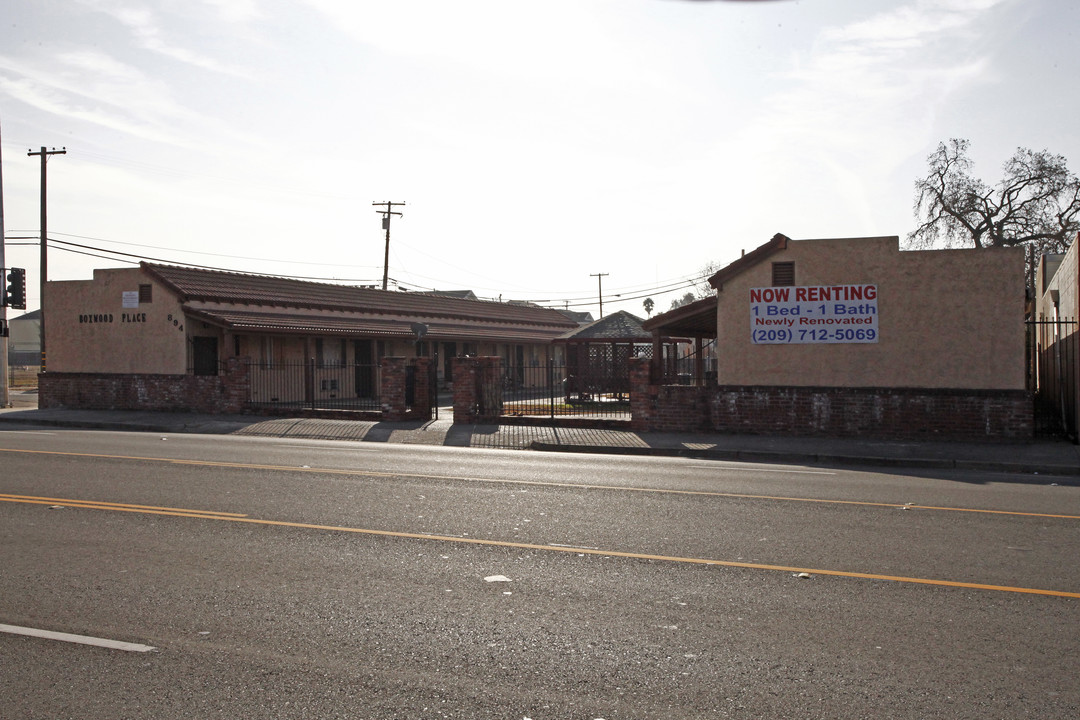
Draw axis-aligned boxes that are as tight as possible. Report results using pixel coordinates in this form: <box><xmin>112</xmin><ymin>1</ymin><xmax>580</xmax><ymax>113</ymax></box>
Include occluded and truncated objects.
<box><xmin>7</xmin><ymin>232</ymin><xmax>714</xmax><ymax>308</ymax></box>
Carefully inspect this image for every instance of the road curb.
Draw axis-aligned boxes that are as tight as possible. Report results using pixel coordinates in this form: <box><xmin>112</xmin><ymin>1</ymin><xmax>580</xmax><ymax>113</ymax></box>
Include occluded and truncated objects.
<box><xmin>528</xmin><ymin>441</ymin><xmax>1080</xmax><ymax>481</ymax></box>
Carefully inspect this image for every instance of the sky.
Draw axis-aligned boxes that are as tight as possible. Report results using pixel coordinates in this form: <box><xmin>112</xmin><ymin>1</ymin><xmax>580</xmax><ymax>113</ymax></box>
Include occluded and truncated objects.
<box><xmin>1</xmin><ymin>0</ymin><xmax>1078</xmax><ymax>320</ymax></box>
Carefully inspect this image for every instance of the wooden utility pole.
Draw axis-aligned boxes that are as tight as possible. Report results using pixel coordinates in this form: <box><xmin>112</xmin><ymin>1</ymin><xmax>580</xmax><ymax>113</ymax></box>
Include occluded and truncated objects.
<box><xmin>28</xmin><ymin>146</ymin><xmax>65</xmax><ymax>373</ymax></box>
<box><xmin>0</xmin><ymin>118</ymin><xmax>7</xmax><ymax>406</ymax></box>
<box><xmin>373</xmin><ymin>201</ymin><xmax>404</xmax><ymax>291</ymax></box>
<box><xmin>591</xmin><ymin>272</ymin><xmax>609</xmax><ymax>318</ymax></box>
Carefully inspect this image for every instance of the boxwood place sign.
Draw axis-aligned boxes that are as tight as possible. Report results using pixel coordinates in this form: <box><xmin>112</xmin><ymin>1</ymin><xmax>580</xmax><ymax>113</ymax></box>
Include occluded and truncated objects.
<box><xmin>749</xmin><ymin>284</ymin><xmax>878</xmax><ymax>344</ymax></box>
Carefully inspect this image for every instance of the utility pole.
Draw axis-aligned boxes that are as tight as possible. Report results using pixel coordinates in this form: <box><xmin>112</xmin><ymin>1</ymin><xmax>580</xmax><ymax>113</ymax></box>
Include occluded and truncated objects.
<box><xmin>591</xmin><ymin>272</ymin><xmax>609</xmax><ymax>318</ymax></box>
<box><xmin>0</xmin><ymin>117</ymin><xmax>8</xmax><ymax>406</ymax></box>
<box><xmin>28</xmin><ymin>146</ymin><xmax>65</xmax><ymax>373</ymax></box>
<box><xmin>373</xmin><ymin>201</ymin><xmax>404</xmax><ymax>291</ymax></box>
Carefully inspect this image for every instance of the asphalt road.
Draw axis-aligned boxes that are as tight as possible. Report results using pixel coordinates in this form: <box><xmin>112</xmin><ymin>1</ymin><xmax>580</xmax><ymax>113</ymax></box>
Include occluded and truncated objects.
<box><xmin>1</xmin><ymin>428</ymin><xmax>1078</xmax><ymax>719</ymax></box>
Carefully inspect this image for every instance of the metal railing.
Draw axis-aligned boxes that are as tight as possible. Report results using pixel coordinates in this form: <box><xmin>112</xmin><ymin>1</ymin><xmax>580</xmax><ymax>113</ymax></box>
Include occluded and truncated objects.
<box><xmin>496</xmin><ymin>362</ymin><xmax>631</xmax><ymax>419</ymax></box>
<box><xmin>1028</xmin><ymin>318</ymin><xmax>1079</xmax><ymax>440</ymax></box>
<box><xmin>244</xmin><ymin>360</ymin><xmax>382</xmax><ymax>412</ymax></box>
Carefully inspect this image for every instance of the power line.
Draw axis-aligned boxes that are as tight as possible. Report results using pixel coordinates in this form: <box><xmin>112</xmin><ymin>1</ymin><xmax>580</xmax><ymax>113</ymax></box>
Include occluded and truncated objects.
<box><xmin>21</xmin><ymin>232</ymin><xmax>712</xmax><ymax>308</ymax></box>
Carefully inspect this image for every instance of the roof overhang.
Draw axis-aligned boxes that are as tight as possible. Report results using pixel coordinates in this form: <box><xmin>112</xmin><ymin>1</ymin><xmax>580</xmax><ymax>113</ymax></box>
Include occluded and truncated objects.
<box><xmin>641</xmin><ymin>296</ymin><xmax>717</xmax><ymax>339</ymax></box>
<box><xmin>183</xmin><ymin>306</ymin><xmax>570</xmax><ymax>344</ymax></box>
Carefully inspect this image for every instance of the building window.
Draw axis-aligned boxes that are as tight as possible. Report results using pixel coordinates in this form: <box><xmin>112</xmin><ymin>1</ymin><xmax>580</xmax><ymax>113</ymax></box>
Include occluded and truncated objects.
<box><xmin>316</xmin><ymin>338</ymin><xmax>345</xmax><ymax>367</ymax></box>
<box><xmin>772</xmin><ymin>262</ymin><xmax>795</xmax><ymax>286</ymax></box>
<box><xmin>138</xmin><ymin>284</ymin><xmax>153</xmax><ymax>303</ymax></box>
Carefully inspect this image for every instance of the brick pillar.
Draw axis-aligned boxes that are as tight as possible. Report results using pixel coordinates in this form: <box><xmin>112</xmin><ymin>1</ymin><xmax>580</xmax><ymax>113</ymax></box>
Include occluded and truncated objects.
<box><xmin>381</xmin><ymin>356</ymin><xmax>407</xmax><ymax>420</ymax></box>
<box><xmin>219</xmin><ymin>356</ymin><xmax>250</xmax><ymax>414</ymax></box>
<box><xmin>410</xmin><ymin>357</ymin><xmax>433</xmax><ymax>418</ymax></box>
<box><xmin>629</xmin><ymin>356</ymin><xmax>653</xmax><ymax>432</ymax></box>
<box><xmin>452</xmin><ymin>356</ymin><xmax>479</xmax><ymax>423</ymax></box>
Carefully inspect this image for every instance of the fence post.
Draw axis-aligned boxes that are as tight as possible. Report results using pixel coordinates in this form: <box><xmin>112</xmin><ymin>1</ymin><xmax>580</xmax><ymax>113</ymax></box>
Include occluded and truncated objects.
<box><xmin>452</xmin><ymin>356</ymin><xmax>479</xmax><ymax>423</ymax></box>
<box><xmin>305</xmin><ymin>357</ymin><xmax>314</xmax><ymax>410</ymax></box>
<box><xmin>549</xmin><ymin>361</ymin><xmax>555</xmax><ymax>420</ymax></box>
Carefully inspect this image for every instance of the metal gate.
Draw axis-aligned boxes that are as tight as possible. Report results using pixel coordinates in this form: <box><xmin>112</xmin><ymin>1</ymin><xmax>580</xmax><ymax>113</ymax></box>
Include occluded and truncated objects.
<box><xmin>1027</xmin><ymin>318</ymin><xmax>1079</xmax><ymax>440</ymax></box>
<box><xmin>497</xmin><ymin>361</ymin><xmax>631</xmax><ymax>420</ymax></box>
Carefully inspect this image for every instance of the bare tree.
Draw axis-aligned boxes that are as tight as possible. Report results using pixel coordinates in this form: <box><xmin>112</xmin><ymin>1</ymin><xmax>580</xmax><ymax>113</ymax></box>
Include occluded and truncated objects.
<box><xmin>668</xmin><ymin>292</ymin><xmax>696</xmax><ymax>311</ymax></box>
<box><xmin>908</xmin><ymin>139</ymin><xmax>1080</xmax><ymax>260</ymax></box>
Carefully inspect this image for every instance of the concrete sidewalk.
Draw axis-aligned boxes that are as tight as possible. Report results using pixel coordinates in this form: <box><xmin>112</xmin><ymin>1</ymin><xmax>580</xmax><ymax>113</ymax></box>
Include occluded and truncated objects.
<box><xmin>1</xmin><ymin>403</ymin><xmax>1078</xmax><ymax>478</ymax></box>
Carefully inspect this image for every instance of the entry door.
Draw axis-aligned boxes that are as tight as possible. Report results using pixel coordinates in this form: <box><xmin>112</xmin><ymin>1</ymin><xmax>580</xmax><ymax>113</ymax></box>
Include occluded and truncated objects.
<box><xmin>354</xmin><ymin>339</ymin><xmax>374</xmax><ymax>397</ymax></box>
<box><xmin>192</xmin><ymin>337</ymin><xmax>219</xmax><ymax>376</ymax></box>
<box><xmin>443</xmin><ymin>342</ymin><xmax>457</xmax><ymax>382</ymax></box>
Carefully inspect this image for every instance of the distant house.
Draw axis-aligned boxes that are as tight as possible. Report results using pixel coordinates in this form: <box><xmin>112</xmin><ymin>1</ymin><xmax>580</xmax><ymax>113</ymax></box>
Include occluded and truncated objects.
<box><xmin>7</xmin><ymin>309</ymin><xmax>40</xmax><ymax>367</ymax></box>
<box><xmin>556</xmin><ymin>309</ymin><xmax>594</xmax><ymax>325</ymax></box>
<box><xmin>422</xmin><ymin>289</ymin><xmax>478</xmax><ymax>301</ymax></box>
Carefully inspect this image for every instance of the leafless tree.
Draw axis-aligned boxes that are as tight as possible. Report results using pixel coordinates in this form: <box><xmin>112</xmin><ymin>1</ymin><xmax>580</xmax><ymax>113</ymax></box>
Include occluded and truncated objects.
<box><xmin>908</xmin><ymin>139</ymin><xmax>1080</xmax><ymax>260</ymax></box>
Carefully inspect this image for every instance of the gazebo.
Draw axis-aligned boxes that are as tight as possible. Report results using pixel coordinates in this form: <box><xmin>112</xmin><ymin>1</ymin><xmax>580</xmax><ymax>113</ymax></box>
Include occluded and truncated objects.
<box><xmin>555</xmin><ymin>310</ymin><xmax>689</xmax><ymax>399</ymax></box>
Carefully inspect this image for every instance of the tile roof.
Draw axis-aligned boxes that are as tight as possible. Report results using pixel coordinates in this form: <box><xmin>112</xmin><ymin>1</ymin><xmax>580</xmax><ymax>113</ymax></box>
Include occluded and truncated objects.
<box><xmin>557</xmin><ymin>310</ymin><xmax>650</xmax><ymax>341</ymax></box>
<box><xmin>184</xmin><ymin>307</ymin><xmax>573</xmax><ymax>343</ymax></box>
<box><xmin>143</xmin><ymin>263</ymin><xmax>577</xmax><ymax>334</ymax></box>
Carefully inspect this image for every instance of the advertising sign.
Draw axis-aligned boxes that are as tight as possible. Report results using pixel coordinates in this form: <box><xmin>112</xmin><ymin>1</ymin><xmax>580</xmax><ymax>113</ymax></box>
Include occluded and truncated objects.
<box><xmin>750</xmin><ymin>284</ymin><xmax>878</xmax><ymax>344</ymax></box>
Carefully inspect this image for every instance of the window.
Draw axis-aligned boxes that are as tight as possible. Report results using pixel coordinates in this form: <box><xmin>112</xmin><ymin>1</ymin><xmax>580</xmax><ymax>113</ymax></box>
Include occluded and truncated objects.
<box><xmin>138</xmin><ymin>284</ymin><xmax>153</xmax><ymax>303</ymax></box>
<box><xmin>315</xmin><ymin>338</ymin><xmax>345</xmax><ymax>367</ymax></box>
<box><xmin>771</xmin><ymin>261</ymin><xmax>795</xmax><ymax>286</ymax></box>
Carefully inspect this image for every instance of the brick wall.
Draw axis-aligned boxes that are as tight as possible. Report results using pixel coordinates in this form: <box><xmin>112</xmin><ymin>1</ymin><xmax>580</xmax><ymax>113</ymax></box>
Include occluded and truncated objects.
<box><xmin>40</xmin><ymin>357</ymin><xmax>250</xmax><ymax>414</ymax></box>
<box><xmin>37</xmin><ymin>356</ymin><xmax>429</xmax><ymax>420</ymax></box>
<box><xmin>709</xmin><ymin>385</ymin><xmax>1033</xmax><ymax>441</ymax></box>
<box><xmin>628</xmin><ymin>357</ymin><xmax>1033</xmax><ymax>440</ymax></box>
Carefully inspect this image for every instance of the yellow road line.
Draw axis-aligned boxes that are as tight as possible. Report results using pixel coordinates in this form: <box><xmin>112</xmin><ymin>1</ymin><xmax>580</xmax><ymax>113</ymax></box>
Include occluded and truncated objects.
<box><xmin>2</xmin><ymin>492</ymin><xmax>1078</xmax><ymax>599</ymax></box>
<box><xmin>0</xmin><ymin>493</ymin><xmax>247</xmax><ymax>517</ymax></box>
<box><xmin>1</xmin><ymin>447</ymin><xmax>1077</xmax><ymax>520</ymax></box>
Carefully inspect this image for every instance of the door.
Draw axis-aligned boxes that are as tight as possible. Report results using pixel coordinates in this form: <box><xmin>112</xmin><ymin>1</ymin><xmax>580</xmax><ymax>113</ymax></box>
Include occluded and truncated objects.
<box><xmin>192</xmin><ymin>337</ymin><xmax>219</xmax><ymax>376</ymax></box>
<box><xmin>354</xmin><ymin>339</ymin><xmax>374</xmax><ymax>397</ymax></box>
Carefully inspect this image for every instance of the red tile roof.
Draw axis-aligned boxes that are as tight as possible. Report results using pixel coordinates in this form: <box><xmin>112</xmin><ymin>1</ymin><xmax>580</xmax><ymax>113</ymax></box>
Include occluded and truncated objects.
<box><xmin>144</xmin><ymin>263</ymin><xmax>577</xmax><ymax>341</ymax></box>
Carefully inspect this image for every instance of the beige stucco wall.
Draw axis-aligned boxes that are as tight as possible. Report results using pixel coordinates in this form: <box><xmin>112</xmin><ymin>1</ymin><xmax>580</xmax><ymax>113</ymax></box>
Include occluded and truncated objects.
<box><xmin>1036</xmin><ymin>242</ymin><xmax>1078</xmax><ymax>320</ymax></box>
<box><xmin>45</xmin><ymin>268</ymin><xmax>188</xmax><ymax>373</ymax></box>
<box><xmin>715</xmin><ymin>236</ymin><xmax>1026</xmax><ymax>390</ymax></box>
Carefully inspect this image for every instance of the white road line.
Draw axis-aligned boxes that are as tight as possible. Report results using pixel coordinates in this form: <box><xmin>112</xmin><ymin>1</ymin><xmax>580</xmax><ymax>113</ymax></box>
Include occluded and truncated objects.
<box><xmin>0</xmin><ymin>623</ymin><xmax>157</xmax><ymax>652</ymax></box>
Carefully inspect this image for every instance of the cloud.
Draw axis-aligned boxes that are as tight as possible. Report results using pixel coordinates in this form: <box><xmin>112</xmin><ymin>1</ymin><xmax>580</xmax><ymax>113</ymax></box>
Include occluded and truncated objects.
<box><xmin>74</xmin><ymin>0</ymin><xmax>255</xmax><ymax>78</ymax></box>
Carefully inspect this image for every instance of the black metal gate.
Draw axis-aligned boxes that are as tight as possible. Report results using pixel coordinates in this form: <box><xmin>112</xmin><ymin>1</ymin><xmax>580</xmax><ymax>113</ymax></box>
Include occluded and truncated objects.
<box><xmin>497</xmin><ymin>361</ymin><xmax>631</xmax><ymax>420</ymax></box>
<box><xmin>1027</xmin><ymin>318</ymin><xmax>1079</xmax><ymax>440</ymax></box>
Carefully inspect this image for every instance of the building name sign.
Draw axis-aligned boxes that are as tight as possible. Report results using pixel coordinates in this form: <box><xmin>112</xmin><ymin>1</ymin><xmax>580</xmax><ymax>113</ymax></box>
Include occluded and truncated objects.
<box><xmin>750</xmin><ymin>284</ymin><xmax>878</xmax><ymax>344</ymax></box>
<box><xmin>78</xmin><ymin>312</ymin><xmax>148</xmax><ymax>324</ymax></box>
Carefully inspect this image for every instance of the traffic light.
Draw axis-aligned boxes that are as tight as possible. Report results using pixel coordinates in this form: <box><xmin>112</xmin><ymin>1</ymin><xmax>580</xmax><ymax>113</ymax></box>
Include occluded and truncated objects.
<box><xmin>4</xmin><ymin>267</ymin><xmax>26</xmax><ymax>309</ymax></box>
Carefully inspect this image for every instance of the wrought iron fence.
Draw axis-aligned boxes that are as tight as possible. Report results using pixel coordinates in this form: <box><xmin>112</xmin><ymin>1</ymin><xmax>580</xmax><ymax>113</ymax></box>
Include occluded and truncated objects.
<box><xmin>496</xmin><ymin>361</ymin><xmax>632</xmax><ymax>419</ymax></box>
<box><xmin>1028</xmin><ymin>318</ymin><xmax>1079</xmax><ymax>440</ymax></box>
<box><xmin>244</xmin><ymin>360</ymin><xmax>383</xmax><ymax>411</ymax></box>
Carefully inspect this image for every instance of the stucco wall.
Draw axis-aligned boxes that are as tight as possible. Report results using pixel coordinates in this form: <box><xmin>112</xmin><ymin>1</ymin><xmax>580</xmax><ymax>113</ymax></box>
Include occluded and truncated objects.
<box><xmin>1036</xmin><ymin>242</ymin><xmax>1079</xmax><ymax>320</ymax></box>
<box><xmin>45</xmin><ymin>267</ymin><xmax>187</xmax><ymax>374</ymax></box>
<box><xmin>714</xmin><ymin>236</ymin><xmax>1025</xmax><ymax>390</ymax></box>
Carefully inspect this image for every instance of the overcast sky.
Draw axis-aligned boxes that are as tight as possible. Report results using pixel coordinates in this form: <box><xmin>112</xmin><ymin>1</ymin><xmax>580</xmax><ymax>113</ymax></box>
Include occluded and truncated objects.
<box><xmin>1</xmin><ymin>0</ymin><xmax>1077</xmax><ymax>318</ymax></box>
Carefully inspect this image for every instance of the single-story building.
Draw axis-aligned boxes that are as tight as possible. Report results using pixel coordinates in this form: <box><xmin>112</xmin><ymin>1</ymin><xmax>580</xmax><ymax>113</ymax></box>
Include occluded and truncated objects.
<box><xmin>638</xmin><ymin>233</ymin><xmax>1030</xmax><ymax>440</ymax></box>
<box><xmin>6</xmin><ymin>309</ymin><xmax>40</xmax><ymax>367</ymax></box>
<box><xmin>42</xmin><ymin>262</ymin><xmax>578</xmax><ymax>412</ymax></box>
